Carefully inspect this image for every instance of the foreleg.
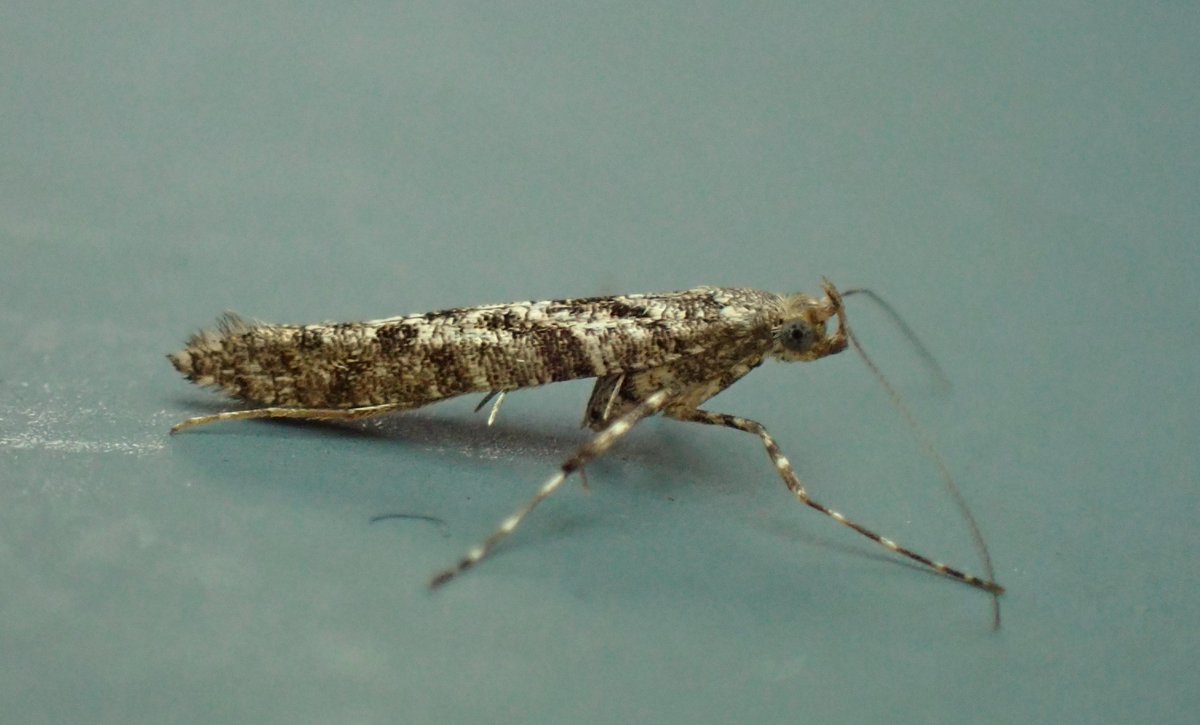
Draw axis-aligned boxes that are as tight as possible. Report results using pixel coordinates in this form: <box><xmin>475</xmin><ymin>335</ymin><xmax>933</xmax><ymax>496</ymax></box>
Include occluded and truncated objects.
<box><xmin>667</xmin><ymin>408</ymin><xmax>1004</xmax><ymax>596</ymax></box>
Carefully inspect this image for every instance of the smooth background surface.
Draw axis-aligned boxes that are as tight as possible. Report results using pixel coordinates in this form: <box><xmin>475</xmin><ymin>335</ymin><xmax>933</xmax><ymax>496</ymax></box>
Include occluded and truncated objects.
<box><xmin>2</xmin><ymin>3</ymin><xmax>1196</xmax><ymax>723</ymax></box>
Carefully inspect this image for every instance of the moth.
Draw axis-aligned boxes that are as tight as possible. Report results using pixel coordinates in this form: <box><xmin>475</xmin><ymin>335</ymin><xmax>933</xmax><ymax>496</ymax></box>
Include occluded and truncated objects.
<box><xmin>169</xmin><ymin>279</ymin><xmax>1003</xmax><ymax>613</ymax></box>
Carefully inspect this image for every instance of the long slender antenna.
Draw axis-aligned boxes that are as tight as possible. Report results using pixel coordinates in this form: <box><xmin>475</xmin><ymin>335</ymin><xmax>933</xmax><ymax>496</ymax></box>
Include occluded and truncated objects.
<box><xmin>839</xmin><ymin>298</ymin><xmax>1001</xmax><ymax>629</ymax></box>
<box><xmin>843</xmin><ymin>288</ymin><xmax>951</xmax><ymax>393</ymax></box>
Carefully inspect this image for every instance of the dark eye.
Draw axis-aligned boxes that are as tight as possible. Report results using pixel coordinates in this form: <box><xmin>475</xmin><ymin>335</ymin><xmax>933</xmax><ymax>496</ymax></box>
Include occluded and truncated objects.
<box><xmin>779</xmin><ymin>320</ymin><xmax>817</xmax><ymax>354</ymax></box>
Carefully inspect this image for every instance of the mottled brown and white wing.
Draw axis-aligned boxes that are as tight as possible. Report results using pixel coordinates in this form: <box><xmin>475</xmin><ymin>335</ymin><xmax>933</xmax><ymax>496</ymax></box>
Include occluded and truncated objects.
<box><xmin>169</xmin><ymin>287</ymin><xmax>786</xmax><ymax>411</ymax></box>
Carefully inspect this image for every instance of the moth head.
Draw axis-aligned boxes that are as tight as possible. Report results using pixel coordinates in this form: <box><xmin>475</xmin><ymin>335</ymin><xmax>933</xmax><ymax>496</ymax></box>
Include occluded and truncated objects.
<box><xmin>771</xmin><ymin>278</ymin><xmax>848</xmax><ymax>362</ymax></box>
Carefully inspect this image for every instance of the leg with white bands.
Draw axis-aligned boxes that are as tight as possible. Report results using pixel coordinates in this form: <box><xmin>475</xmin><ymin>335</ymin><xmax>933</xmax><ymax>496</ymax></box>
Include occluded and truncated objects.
<box><xmin>429</xmin><ymin>389</ymin><xmax>675</xmax><ymax>589</ymax></box>
<box><xmin>668</xmin><ymin>408</ymin><xmax>1004</xmax><ymax>597</ymax></box>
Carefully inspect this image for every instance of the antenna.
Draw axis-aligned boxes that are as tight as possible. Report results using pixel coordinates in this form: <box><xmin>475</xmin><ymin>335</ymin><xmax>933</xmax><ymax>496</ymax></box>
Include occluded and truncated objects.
<box><xmin>842</xmin><ymin>288</ymin><xmax>1001</xmax><ymax>628</ymax></box>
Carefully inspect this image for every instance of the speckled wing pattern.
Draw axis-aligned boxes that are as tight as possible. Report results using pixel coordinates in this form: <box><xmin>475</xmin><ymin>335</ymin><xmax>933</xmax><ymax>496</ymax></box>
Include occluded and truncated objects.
<box><xmin>169</xmin><ymin>287</ymin><xmax>787</xmax><ymax>412</ymax></box>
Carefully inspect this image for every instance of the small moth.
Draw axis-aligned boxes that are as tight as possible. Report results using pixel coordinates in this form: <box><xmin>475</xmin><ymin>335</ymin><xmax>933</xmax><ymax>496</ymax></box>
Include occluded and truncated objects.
<box><xmin>169</xmin><ymin>279</ymin><xmax>1003</xmax><ymax>613</ymax></box>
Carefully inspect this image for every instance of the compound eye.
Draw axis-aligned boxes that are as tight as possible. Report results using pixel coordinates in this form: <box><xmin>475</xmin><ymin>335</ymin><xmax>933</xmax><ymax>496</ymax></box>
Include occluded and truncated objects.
<box><xmin>779</xmin><ymin>320</ymin><xmax>817</xmax><ymax>354</ymax></box>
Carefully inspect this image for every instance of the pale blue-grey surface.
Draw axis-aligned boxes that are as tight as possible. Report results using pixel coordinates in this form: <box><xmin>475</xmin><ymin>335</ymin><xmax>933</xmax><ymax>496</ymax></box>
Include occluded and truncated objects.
<box><xmin>2</xmin><ymin>3</ymin><xmax>1196</xmax><ymax>723</ymax></box>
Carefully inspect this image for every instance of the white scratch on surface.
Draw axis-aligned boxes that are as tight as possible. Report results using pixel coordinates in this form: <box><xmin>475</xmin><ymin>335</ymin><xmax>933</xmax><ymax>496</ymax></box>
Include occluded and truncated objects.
<box><xmin>0</xmin><ymin>431</ymin><xmax>164</xmax><ymax>455</ymax></box>
<box><xmin>0</xmin><ymin>390</ymin><xmax>166</xmax><ymax>457</ymax></box>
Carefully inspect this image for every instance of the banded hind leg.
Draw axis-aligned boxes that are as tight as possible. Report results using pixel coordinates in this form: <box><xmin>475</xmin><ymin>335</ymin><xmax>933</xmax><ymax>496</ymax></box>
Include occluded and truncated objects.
<box><xmin>170</xmin><ymin>403</ymin><xmax>404</xmax><ymax>434</ymax></box>
<box><xmin>666</xmin><ymin>408</ymin><xmax>1004</xmax><ymax>597</ymax></box>
<box><xmin>429</xmin><ymin>388</ymin><xmax>675</xmax><ymax>588</ymax></box>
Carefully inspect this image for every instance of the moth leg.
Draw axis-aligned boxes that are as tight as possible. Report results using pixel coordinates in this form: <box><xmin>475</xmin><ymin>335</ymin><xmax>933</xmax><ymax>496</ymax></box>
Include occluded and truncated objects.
<box><xmin>667</xmin><ymin>408</ymin><xmax>1004</xmax><ymax>596</ymax></box>
<box><xmin>429</xmin><ymin>388</ymin><xmax>674</xmax><ymax>589</ymax></box>
<box><xmin>474</xmin><ymin>390</ymin><xmax>501</xmax><ymax>412</ymax></box>
<box><xmin>600</xmin><ymin>373</ymin><xmax>625</xmax><ymax>424</ymax></box>
<box><xmin>485</xmin><ymin>392</ymin><xmax>507</xmax><ymax>427</ymax></box>
<box><xmin>170</xmin><ymin>403</ymin><xmax>403</xmax><ymax>434</ymax></box>
<box><xmin>473</xmin><ymin>390</ymin><xmax>507</xmax><ymax>426</ymax></box>
<box><xmin>581</xmin><ymin>373</ymin><xmax>625</xmax><ymax>429</ymax></box>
